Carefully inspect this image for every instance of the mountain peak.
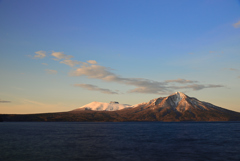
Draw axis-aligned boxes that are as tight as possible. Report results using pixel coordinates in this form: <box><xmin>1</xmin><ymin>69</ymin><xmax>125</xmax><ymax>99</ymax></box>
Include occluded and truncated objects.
<box><xmin>174</xmin><ymin>91</ymin><xmax>187</xmax><ymax>98</ymax></box>
<box><xmin>166</xmin><ymin>92</ymin><xmax>187</xmax><ymax>107</ymax></box>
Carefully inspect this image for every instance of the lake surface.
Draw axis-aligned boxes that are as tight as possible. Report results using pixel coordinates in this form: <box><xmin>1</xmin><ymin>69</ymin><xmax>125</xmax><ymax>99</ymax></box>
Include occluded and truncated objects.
<box><xmin>0</xmin><ymin>122</ymin><xmax>240</xmax><ymax>161</ymax></box>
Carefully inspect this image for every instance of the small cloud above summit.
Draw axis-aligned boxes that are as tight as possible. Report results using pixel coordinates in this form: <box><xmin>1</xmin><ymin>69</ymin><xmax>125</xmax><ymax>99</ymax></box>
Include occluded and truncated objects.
<box><xmin>233</xmin><ymin>20</ymin><xmax>240</xmax><ymax>28</ymax></box>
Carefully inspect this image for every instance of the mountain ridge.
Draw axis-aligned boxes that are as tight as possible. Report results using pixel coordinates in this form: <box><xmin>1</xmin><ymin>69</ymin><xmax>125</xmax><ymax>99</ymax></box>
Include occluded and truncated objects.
<box><xmin>1</xmin><ymin>92</ymin><xmax>240</xmax><ymax>122</ymax></box>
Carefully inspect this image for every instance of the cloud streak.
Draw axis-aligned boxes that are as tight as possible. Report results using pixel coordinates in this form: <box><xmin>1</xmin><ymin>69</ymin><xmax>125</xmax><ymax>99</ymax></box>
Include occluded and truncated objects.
<box><xmin>71</xmin><ymin>63</ymin><xmax>224</xmax><ymax>94</ymax></box>
<box><xmin>172</xmin><ymin>84</ymin><xmax>224</xmax><ymax>91</ymax></box>
<box><xmin>0</xmin><ymin>99</ymin><xmax>11</xmax><ymax>103</ymax></box>
<box><xmin>165</xmin><ymin>79</ymin><xmax>198</xmax><ymax>84</ymax></box>
<box><xmin>74</xmin><ymin>84</ymin><xmax>118</xmax><ymax>94</ymax></box>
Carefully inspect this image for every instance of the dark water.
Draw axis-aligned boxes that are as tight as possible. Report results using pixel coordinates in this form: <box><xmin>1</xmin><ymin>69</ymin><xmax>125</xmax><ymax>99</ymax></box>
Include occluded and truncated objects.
<box><xmin>0</xmin><ymin>122</ymin><xmax>240</xmax><ymax>161</ymax></box>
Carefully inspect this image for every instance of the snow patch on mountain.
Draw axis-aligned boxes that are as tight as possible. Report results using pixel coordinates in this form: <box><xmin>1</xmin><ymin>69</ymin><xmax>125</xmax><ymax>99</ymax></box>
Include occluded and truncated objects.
<box><xmin>75</xmin><ymin>101</ymin><xmax>133</xmax><ymax>111</ymax></box>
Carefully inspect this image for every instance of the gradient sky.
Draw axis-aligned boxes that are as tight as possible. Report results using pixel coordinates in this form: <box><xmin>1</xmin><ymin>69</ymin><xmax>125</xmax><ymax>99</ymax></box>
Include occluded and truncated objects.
<box><xmin>0</xmin><ymin>0</ymin><xmax>240</xmax><ymax>114</ymax></box>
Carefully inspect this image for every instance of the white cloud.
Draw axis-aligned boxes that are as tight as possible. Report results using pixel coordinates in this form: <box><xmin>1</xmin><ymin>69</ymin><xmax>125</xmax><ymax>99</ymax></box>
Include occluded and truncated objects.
<box><xmin>51</xmin><ymin>51</ymin><xmax>73</xmax><ymax>61</ymax></box>
<box><xmin>74</xmin><ymin>84</ymin><xmax>118</xmax><ymax>94</ymax></box>
<box><xmin>233</xmin><ymin>20</ymin><xmax>240</xmax><ymax>28</ymax></box>
<box><xmin>34</xmin><ymin>51</ymin><xmax>46</xmax><ymax>59</ymax></box>
<box><xmin>45</xmin><ymin>69</ymin><xmax>57</xmax><ymax>75</ymax></box>
<box><xmin>60</xmin><ymin>60</ymin><xmax>82</xmax><ymax>67</ymax></box>
<box><xmin>87</xmin><ymin>60</ymin><xmax>97</xmax><ymax>64</ymax></box>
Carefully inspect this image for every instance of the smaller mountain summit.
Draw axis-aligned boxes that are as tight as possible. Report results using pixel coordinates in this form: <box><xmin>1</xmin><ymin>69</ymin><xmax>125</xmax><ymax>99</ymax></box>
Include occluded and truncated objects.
<box><xmin>73</xmin><ymin>101</ymin><xmax>132</xmax><ymax>111</ymax></box>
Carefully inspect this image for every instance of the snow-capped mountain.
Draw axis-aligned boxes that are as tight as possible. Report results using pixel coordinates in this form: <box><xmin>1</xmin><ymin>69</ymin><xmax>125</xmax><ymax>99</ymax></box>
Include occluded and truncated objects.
<box><xmin>121</xmin><ymin>91</ymin><xmax>240</xmax><ymax>121</ymax></box>
<box><xmin>73</xmin><ymin>101</ymin><xmax>133</xmax><ymax>111</ymax></box>
<box><xmin>134</xmin><ymin>91</ymin><xmax>223</xmax><ymax>112</ymax></box>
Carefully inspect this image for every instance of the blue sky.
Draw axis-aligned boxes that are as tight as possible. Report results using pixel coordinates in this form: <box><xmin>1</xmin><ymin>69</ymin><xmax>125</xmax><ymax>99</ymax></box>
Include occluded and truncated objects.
<box><xmin>0</xmin><ymin>0</ymin><xmax>240</xmax><ymax>114</ymax></box>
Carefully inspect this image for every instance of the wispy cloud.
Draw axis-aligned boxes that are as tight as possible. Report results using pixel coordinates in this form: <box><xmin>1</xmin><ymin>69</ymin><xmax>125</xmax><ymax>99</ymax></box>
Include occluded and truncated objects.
<box><xmin>0</xmin><ymin>99</ymin><xmax>11</xmax><ymax>103</ymax></box>
<box><xmin>60</xmin><ymin>60</ymin><xmax>82</xmax><ymax>67</ymax></box>
<box><xmin>42</xmin><ymin>63</ymin><xmax>48</xmax><ymax>66</ymax></box>
<box><xmin>173</xmin><ymin>84</ymin><xmax>224</xmax><ymax>91</ymax></box>
<box><xmin>45</xmin><ymin>69</ymin><xmax>57</xmax><ymax>75</ymax></box>
<box><xmin>71</xmin><ymin>63</ymin><xmax>224</xmax><ymax>94</ymax></box>
<box><xmin>34</xmin><ymin>51</ymin><xmax>46</xmax><ymax>59</ymax></box>
<box><xmin>51</xmin><ymin>51</ymin><xmax>90</xmax><ymax>67</ymax></box>
<box><xmin>165</xmin><ymin>79</ymin><xmax>198</xmax><ymax>84</ymax></box>
<box><xmin>233</xmin><ymin>20</ymin><xmax>240</xmax><ymax>28</ymax></box>
<box><xmin>74</xmin><ymin>84</ymin><xmax>118</xmax><ymax>94</ymax></box>
<box><xmin>51</xmin><ymin>51</ymin><xmax>73</xmax><ymax>61</ymax></box>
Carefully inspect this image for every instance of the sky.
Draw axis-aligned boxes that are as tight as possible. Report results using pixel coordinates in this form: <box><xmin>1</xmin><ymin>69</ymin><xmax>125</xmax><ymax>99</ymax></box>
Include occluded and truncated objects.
<box><xmin>0</xmin><ymin>0</ymin><xmax>240</xmax><ymax>114</ymax></box>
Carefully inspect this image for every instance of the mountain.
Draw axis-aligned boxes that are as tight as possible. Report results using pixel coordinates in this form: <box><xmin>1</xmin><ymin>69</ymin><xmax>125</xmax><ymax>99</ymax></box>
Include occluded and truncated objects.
<box><xmin>72</xmin><ymin>101</ymin><xmax>132</xmax><ymax>111</ymax></box>
<box><xmin>134</xmin><ymin>91</ymin><xmax>226</xmax><ymax>112</ymax></box>
<box><xmin>117</xmin><ymin>91</ymin><xmax>240</xmax><ymax>121</ymax></box>
<box><xmin>1</xmin><ymin>92</ymin><xmax>240</xmax><ymax>122</ymax></box>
